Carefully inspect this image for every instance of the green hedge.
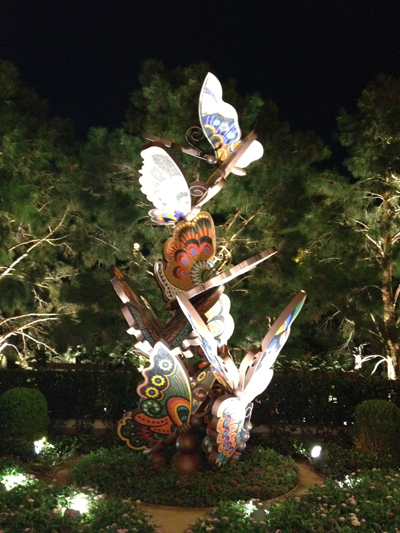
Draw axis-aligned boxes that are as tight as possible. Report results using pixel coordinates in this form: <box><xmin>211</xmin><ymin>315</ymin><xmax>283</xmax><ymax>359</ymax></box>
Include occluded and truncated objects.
<box><xmin>1</xmin><ymin>369</ymin><xmax>398</xmax><ymax>434</ymax></box>
<box><xmin>252</xmin><ymin>372</ymin><xmax>400</xmax><ymax>432</ymax></box>
<box><xmin>0</xmin><ymin>368</ymin><xmax>142</xmax><ymax>430</ymax></box>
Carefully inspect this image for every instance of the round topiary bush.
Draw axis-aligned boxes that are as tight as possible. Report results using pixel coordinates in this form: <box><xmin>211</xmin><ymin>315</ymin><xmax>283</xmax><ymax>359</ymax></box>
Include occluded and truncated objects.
<box><xmin>353</xmin><ymin>399</ymin><xmax>400</xmax><ymax>462</ymax></box>
<box><xmin>0</xmin><ymin>387</ymin><xmax>49</xmax><ymax>457</ymax></box>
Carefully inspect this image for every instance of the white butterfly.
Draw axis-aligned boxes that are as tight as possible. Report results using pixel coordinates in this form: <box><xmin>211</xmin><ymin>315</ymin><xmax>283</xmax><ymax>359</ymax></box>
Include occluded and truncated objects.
<box><xmin>199</xmin><ymin>72</ymin><xmax>264</xmax><ymax>175</ymax></box>
<box><xmin>177</xmin><ymin>290</ymin><xmax>306</xmax><ymax>466</ymax></box>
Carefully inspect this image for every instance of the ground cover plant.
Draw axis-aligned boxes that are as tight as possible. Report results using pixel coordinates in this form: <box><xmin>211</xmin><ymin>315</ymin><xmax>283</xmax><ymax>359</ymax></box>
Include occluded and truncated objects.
<box><xmin>186</xmin><ymin>468</ymin><xmax>400</xmax><ymax>532</ymax></box>
<box><xmin>0</xmin><ymin>457</ymin><xmax>161</xmax><ymax>533</ymax></box>
<box><xmin>72</xmin><ymin>445</ymin><xmax>299</xmax><ymax>507</ymax></box>
<box><xmin>4</xmin><ymin>428</ymin><xmax>400</xmax><ymax>532</ymax></box>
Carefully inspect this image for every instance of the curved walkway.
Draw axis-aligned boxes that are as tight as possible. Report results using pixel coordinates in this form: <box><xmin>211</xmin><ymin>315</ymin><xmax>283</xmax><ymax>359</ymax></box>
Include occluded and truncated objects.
<box><xmin>139</xmin><ymin>462</ymin><xmax>323</xmax><ymax>533</ymax></box>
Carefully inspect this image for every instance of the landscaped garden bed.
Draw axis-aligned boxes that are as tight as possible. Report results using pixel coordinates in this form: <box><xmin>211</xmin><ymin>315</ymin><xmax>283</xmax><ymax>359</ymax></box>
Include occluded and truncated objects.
<box><xmin>2</xmin><ymin>384</ymin><xmax>400</xmax><ymax>532</ymax></box>
<box><xmin>72</xmin><ymin>445</ymin><xmax>299</xmax><ymax>507</ymax></box>
<box><xmin>187</xmin><ymin>468</ymin><xmax>400</xmax><ymax>532</ymax></box>
<box><xmin>0</xmin><ymin>434</ymin><xmax>298</xmax><ymax>532</ymax></box>
<box><xmin>2</xmin><ymin>427</ymin><xmax>400</xmax><ymax>532</ymax></box>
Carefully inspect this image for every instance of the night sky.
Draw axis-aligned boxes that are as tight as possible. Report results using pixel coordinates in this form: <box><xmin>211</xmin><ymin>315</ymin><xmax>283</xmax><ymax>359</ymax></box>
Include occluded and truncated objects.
<box><xmin>1</xmin><ymin>1</ymin><xmax>400</xmax><ymax>145</ymax></box>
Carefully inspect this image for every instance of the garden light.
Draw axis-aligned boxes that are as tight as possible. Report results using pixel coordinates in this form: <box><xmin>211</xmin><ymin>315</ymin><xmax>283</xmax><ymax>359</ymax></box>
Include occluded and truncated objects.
<box><xmin>34</xmin><ymin>437</ymin><xmax>46</xmax><ymax>454</ymax></box>
<box><xmin>34</xmin><ymin>436</ymin><xmax>54</xmax><ymax>455</ymax></box>
<box><xmin>1</xmin><ymin>472</ymin><xmax>29</xmax><ymax>491</ymax></box>
<box><xmin>244</xmin><ymin>499</ymin><xmax>256</xmax><ymax>516</ymax></box>
<box><xmin>68</xmin><ymin>492</ymin><xmax>90</xmax><ymax>514</ymax></box>
<box><xmin>310</xmin><ymin>445</ymin><xmax>322</xmax><ymax>459</ymax></box>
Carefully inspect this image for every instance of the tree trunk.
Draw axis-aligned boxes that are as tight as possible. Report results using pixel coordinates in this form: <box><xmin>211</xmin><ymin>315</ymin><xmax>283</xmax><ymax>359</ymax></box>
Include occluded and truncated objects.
<box><xmin>386</xmin><ymin>352</ymin><xmax>397</xmax><ymax>380</ymax></box>
<box><xmin>381</xmin><ymin>190</ymin><xmax>399</xmax><ymax>379</ymax></box>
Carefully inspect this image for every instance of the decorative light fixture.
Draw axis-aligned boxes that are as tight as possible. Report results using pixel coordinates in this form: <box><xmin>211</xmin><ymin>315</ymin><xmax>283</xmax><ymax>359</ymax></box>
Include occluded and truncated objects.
<box><xmin>34</xmin><ymin>436</ymin><xmax>54</xmax><ymax>455</ymax></box>
<box><xmin>310</xmin><ymin>445</ymin><xmax>322</xmax><ymax>459</ymax></box>
<box><xmin>1</xmin><ymin>472</ymin><xmax>29</xmax><ymax>491</ymax></box>
<box><xmin>63</xmin><ymin>492</ymin><xmax>90</xmax><ymax>515</ymax></box>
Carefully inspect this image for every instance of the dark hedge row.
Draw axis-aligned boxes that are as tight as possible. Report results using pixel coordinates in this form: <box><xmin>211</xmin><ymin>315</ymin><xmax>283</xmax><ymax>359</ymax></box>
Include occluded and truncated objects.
<box><xmin>1</xmin><ymin>369</ymin><xmax>398</xmax><ymax>434</ymax></box>
<box><xmin>0</xmin><ymin>368</ymin><xmax>141</xmax><ymax>431</ymax></box>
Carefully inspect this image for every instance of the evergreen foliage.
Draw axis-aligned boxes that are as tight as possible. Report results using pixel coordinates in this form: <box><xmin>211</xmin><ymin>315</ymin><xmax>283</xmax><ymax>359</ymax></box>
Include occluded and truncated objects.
<box><xmin>353</xmin><ymin>399</ymin><xmax>400</xmax><ymax>460</ymax></box>
<box><xmin>299</xmin><ymin>74</ymin><xmax>400</xmax><ymax>377</ymax></box>
<box><xmin>1</xmin><ymin>57</ymin><xmax>400</xmax><ymax>376</ymax></box>
<box><xmin>0</xmin><ymin>386</ymin><xmax>49</xmax><ymax>455</ymax></box>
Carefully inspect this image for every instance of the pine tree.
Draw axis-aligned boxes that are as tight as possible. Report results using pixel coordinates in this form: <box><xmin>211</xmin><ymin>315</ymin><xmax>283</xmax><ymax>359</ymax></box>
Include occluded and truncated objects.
<box><xmin>299</xmin><ymin>74</ymin><xmax>400</xmax><ymax>378</ymax></box>
<box><xmin>0</xmin><ymin>60</ymin><xmax>78</xmax><ymax>365</ymax></box>
<box><xmin>336</xmin><ymin>74</ymin><xmax>400</xmax><ymax>378</ymax></box>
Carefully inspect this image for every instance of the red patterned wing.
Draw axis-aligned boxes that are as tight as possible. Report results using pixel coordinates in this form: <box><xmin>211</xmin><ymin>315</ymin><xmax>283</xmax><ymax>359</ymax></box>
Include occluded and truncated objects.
<box><xmin>117</xmin><ymin>341</ymin><xmax>192</xmax><ymax>450</ymax></box>
<box><xmin>155</xmin><ymin>212</ymin><xmax>217</xmax><ymax>298</ymax></box>
<box><xmin>202</xmin><ymin>394</ymin><xmax>248</xmax><ymax>467</ymax></box>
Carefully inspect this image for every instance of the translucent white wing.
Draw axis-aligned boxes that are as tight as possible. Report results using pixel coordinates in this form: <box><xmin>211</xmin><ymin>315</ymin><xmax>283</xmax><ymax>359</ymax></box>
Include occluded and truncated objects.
<box><xmin>177</xmin><ymin>293</ymin><xmax>239</xmax><ymax>392</ymax></box>
<box><xmin>139</xmin><ymin>144</ymin><xmax>191</xmax><ymax>224</ymax></box>
<box><xmin>204</xmin><ymin>293</ymin><xmax>235</xmax><ymax>346</ymax></box>
<box><xmin>199</xmin><ymin>72</ymin><xmax>263</xmax><ymax>171</ymax></box>
<box><xmin>238</xmin><ymin>291</ymin><xmax>307</xmax><ymax>403</ymax></box>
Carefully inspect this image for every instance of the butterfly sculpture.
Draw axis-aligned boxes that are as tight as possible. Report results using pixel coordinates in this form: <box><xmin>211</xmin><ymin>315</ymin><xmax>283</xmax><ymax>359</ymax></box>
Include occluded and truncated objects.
<box><xmin>199</xmin><ymin>72</ymin><xmax>264</xmax><ymax>174</ymax></box>
<box><xmin>139</xmin><ymin>73</ymin><xmax>265</xmax><ymax>225</ymax></box>
<box><xmin>138</xmin><ymin>143</ymin><xmax>278</xmax><ymax>304</ymax></box>
<box><xmin>110</xmin><ymin>266</ymin><xmax>234</xmax><ymax>357</ymax></box>
<box><xmin>117</xmin><ymin>340</ymin><xmax>216</xmax><ymax>450</ymax></box>
<box><xmin>111</xmin><ymin>70</ymin><xmax>308</xmax><ymax>471</ymax></box>
<box><xmin>177</xmin><ymin>290</ymin><xmax>306</xmax><ymax>466</ymax></box>
<box><xmin>139</xmin><ymin>143</ymin><xmax>194</xmax><ymax>225</ymax></box>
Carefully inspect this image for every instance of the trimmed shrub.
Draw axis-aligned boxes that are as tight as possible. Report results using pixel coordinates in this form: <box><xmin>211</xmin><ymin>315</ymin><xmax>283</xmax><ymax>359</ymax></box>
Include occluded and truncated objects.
<box><xmin>314</xmin><ymin>442</ymin><xmax>398</xmax><ymax>479</ymax></box>
<box><xmin>353</xmin><ymin>399</ymin><xmax>400</xmax><ymax>461</ymax></box>
<box><xmin>0</xmin><ymin>387</ymin><xmax>49</xmax><ymax>456</ymax></box>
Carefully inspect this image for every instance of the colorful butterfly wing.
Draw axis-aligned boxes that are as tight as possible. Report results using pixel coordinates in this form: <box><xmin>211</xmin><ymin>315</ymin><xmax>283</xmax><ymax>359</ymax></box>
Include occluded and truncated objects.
<box><xmin>117</xmin><ymin>408</ymin><xmax>173</xmax><ymax>450</ymax></box>
<box><xmin>138</xmin><ymin>341</ymin><xmax>192</xmax><ymax>421</ymax></box>
<box><xmin>239</xmin><ymin>291</ymin><xmax>307</xmax><ymax>402</ymax></box>
<box><xmin>155</xmin><ymin>212</ymin><xmax>216</xmax><ymax>295</ymax></box>
<box><xmin>202</xmin><ymin>394</ymin><xmax>248</xmax><ymax>467</ymax></box>
<box><xmin>259</xmin><ymin>290</ymin><xmax>306</xmax><ymax>371</ymax></box>
<box><xmin>199</xmin><ymin>72</ymin><xmax>241</xmax><ymax>161</ymax></box>
<box><xmin>139</xmin><ymin>144</ymin><xmax>191</xmax><ymax>225</ymax></box>
<box><xmin>199</xmin><ymin>72</ymin><xmax>264</xmax><ymax>170</ymax></box>
<box><xmin>118</xmin><ymin>341</ymin><xmax>192</xmax><ymax>450</ymax></box>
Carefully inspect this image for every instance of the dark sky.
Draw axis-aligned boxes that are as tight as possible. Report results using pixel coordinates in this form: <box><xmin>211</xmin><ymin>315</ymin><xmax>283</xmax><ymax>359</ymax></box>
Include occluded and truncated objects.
<box><xmin>1</xmin><ymin>1</ymin><xmax>400</xmax><ymax>144</ymax></box>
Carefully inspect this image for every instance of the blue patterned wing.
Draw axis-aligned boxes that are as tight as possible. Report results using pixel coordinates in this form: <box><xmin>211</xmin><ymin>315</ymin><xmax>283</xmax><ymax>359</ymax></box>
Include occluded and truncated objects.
<box><xmin>199</xmin><ymin>73</ymin><xmax>264</xmax><ymax>170</ymax></box>
<box><xmin>238</xmin><ymin>291</ymin><xmax>307</xmax><ymax>402</ymax></box>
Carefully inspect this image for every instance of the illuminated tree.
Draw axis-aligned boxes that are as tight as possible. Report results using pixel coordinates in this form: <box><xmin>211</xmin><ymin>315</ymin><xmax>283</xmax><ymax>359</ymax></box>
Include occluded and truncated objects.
<box><xmin>299</xmin><ymin>74</ymin><xmax>400</xmax><ymax>378</ymax></box>
<box><xmin>0</xmin><ymin>60</ymin><xmax>77</xmax><ymax>365</ymax></box>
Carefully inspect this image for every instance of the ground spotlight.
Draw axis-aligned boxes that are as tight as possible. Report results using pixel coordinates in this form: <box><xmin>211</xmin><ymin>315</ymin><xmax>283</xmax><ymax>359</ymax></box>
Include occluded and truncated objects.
<box><xmin>310</xmin><ymin>445</ymin><xmax>322</xmax><ymax>459</ymax></box>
